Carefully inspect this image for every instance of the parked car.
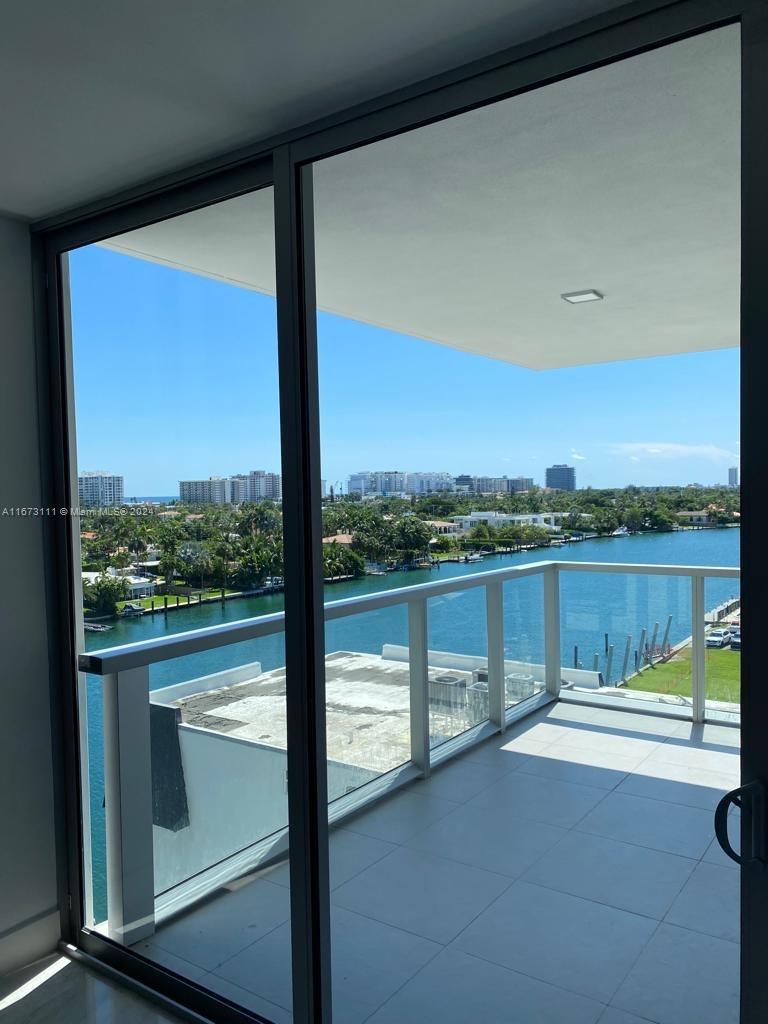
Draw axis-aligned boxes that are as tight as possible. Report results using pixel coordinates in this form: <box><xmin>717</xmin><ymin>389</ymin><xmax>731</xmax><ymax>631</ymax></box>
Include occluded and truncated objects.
<box><xmin>730</xmin><ymin>628</ymin><xmax>741</xmax><ymax>650</ymax></box>
<box><xmin>706</xmin><ymin>627</ymin><xmax>732</xmax><ymax>648</ymax></box>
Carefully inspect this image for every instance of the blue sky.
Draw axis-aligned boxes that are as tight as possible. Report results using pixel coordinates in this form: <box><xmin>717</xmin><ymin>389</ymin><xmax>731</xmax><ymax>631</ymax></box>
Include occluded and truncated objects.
<box><xmin>69</xmin><ymin>246</ymin><xmax>739</xmax><ymax>496</ymax></box>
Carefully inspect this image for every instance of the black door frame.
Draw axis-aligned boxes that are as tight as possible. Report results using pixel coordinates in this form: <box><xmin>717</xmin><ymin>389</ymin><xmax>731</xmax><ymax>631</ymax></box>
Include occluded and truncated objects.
<box><xmin>35</xmin><ymin>1</ymin><xmax>767</xmax><ymax>1021</ymax></box>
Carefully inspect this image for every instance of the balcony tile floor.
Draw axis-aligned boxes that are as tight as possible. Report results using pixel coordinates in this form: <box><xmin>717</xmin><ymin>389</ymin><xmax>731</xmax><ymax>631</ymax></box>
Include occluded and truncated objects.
<box><xmin>154</xmin><ymin>700</ymin><xmax>741</xmax><ymax>1024</ymax></box>
<box><xmin>5</xmin><ymin>701</ymin><xmax>740</xmax><ymax>1024</ymax></box>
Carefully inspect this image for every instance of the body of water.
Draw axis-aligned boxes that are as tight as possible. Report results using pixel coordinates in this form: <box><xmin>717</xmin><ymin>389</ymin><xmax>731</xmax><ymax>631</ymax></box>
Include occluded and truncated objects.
<box><xmin>84</xmin><ymin>527</ymin><xmax>740</xmax><ymax>920</ymax></box>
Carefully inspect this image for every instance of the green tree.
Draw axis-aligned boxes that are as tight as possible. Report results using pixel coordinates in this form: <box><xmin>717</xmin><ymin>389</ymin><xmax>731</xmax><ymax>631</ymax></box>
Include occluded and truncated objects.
<box><xmin>83</xmin><ymin>573</ymin><xmax>128</xmax><ymax>617</ymax></box>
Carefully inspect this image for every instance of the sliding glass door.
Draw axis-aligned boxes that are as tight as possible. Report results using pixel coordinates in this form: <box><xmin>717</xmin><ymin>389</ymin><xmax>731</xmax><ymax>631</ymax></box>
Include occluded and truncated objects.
<box><xmin>62</xmin><ymin>183</ymin><xmax>310</xmax><ymax>1021</ymax></box>
<box><xmin>47</xmin><ymin>4</ymin><xmax>768</xmax><ymax>1024</ymax></box>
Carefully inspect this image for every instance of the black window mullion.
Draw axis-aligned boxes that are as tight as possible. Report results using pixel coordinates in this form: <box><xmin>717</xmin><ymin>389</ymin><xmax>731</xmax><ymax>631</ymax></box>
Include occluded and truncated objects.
<box><xmin>273</xmin><ymin>144</ymin><xmax>333</xmax><ymax>1024</ymax></box>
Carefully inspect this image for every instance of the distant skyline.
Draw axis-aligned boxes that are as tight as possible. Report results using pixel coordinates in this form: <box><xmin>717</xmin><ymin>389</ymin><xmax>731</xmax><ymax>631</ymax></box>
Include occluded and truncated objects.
<box><xmin>69</xmin><ymin>246</ymin><xmax>739</xmax><ymax>496</ymax></box>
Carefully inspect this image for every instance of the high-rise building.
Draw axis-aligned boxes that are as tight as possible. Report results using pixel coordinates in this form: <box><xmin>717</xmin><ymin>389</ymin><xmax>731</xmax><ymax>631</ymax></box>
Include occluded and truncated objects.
<box><xmin>247</xmin><ymin>470</ymin><xmax>282</xmax><ymax>500</ymax></box>
<box><xmin>372</xmin><ymin>471</ymin><xmax>406</xmax><ymax>494</ymax></box>
<box><xmin>728</xmin><ymin>466</ymin><xmax>739</xmax><ymax>488</ymax></box>
<box><xmin>179</xmin><ymin>470</ymin><xmax>281</xmax><ymax>505</ymax></box>
<box><xmin>474</xmin><ymin>476</ymin><xmax>508</xmax><ymax>493</ymax></box>
<box><xmin>454</xmin><ymin>474</ymin><xmax>475</xmax><ymax>491</ymax></box>
<box><xmin>229</xmin><ymin>475</ymin><xmax>250</xmax><ymax>503</ymax></box>
<box><xmin>78</xmin><ymin>471</ymin><xmax>124</xmax><ymax>507</ymax></box>
<box><xmin>545</xmin><ymin>464</ymin><xmax>576</xmax><ymax>491</ymax></box>
<box><xmin>405</xmin><ymin>472</ymin><xmax>455</xmax><ymax>494</ymax></box>
<box><xmin>348</xmin><ymin>471</ymin><xmax>374</xmax><ymax>495</ymax></box>
<box><xmin>179</xmin><ymin>477</ymin><xmax>231</xmax><ymax>505</ymax></box>
<box><xmin>509</xmin><ymin>476</ymin><xmax>534</xmax><ymax>492</ymax></box>
<box><xmin>348</xmin><ymin>471</ymin><xmax>407</xmax><ymax>495</ymax></box>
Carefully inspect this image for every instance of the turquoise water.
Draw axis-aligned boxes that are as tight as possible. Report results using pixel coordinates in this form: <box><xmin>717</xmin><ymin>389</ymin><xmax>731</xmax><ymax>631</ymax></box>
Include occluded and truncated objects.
<box><xmin>84</xmin><ymin>528</ymin><xmax>739</xmax><ymax>921</ymax></box>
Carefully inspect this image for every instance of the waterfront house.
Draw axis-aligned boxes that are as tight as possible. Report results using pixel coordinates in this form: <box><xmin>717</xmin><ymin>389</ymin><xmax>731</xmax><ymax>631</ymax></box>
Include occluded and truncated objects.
<box><xmin>82</xmin><ymin>570</ymin><xmax>156</xmax><ymax>599</ymax></box>
<box><xmin>678</xmin><ymin>510</ymin><xmax>712</xmax><ymax>525</ymax></box>
<box><xmin>423</xmin><ymin>519</ymin><xmax>460</xmax><ymax>536</ymax></box>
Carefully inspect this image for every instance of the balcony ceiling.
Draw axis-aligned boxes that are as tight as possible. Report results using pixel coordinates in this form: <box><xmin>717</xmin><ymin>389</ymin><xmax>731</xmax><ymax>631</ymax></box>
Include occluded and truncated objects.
<box><xmin>106</xmin><ymin>27</ymin><xmax>739</xmax><ymax>370</ymax></box>
<box><xmin>2</xmin><ymin>0</ymin><xmax>633</xmax><ymax>221</ymax></box>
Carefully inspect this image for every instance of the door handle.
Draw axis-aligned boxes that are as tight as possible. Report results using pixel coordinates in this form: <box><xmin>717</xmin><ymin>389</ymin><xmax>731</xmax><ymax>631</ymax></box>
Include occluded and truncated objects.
<box><xmin>714</xmin><ymin>780</ymin><xmax>766</xmax><ymax>866</ymax></box>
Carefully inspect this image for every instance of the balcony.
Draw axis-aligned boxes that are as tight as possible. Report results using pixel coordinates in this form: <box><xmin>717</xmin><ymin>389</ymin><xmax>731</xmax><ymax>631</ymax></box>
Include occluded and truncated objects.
<box><xmin>79</xmin><ymin>559</ymin><xmax>740</xmax><ymax>1024</ymax></box>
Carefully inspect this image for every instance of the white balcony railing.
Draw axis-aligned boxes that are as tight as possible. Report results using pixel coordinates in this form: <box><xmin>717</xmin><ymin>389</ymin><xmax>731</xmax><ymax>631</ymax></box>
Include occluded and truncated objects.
<box><xmin>78</xmin><ymin>559</ymin><xmax>739</xmax><ymax>945</ymax></box>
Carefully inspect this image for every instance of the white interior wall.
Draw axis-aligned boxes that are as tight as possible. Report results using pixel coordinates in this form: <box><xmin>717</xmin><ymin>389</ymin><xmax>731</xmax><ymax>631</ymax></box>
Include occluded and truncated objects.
<box><xmin>0</xmin><ymin>215</ymin><xmax>60</xmax><ymax>974</ymax></box>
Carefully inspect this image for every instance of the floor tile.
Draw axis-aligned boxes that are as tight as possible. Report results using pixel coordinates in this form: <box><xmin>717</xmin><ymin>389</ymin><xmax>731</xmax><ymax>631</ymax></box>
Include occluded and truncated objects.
<box><xmin>460</xmin><ymin>735</ymin><xmax>551</xmax><ymax>767</ymax></box>
<box><xmin>669</xmin><ymin>721</ymin><xmax>741</xmax><ymax>749</ymax></box>
<box><xmin>406</xmin><ymin>801</ymin><xmax>567</xmax><ymax>877</ymax></box>
<box><xmin>576</xmin><ymin>791</ymin><xmax>714</xmax><ymax>858</ymax></box>
<box><xmin>151</xmin><ymin>878</ymin><xmax>290</xmax><ymax>970</ymax></box>
<box><xmin>469</xmin><ymin>770</ymin><xmax>607</xmax><ymax>828</ymax></box>
<box><xmin>551</xmin><ymin>725</ymin><xmax>664</xmax><ymax>760</ymax></box>
<box><xmin>598</xmin><ymin>1008</ymin><xmax>659</xmax><ymax>1023</ymax></box>
<box><xmin>215</xmin><ymin>906</ymin><xmax>440</xmax><ymax>1024</ymax></box>
<box><xmin>341</xmin><ymin>788</ymin><xmax>459</xmax><ymax>843</ymax></box>
<box><xmin>665</xmin><ymin>861</ymin><xmax>739</xmax><ymax>942</ymax></box>
<box><xmin>586</xmin><ymin>709</ymin><xmax>682</xmax><ymax>738</ymax></box>
<box><xmin>264</xmin><ymin>828</ymin><xmax>396</xmax><ymax>889</ymax></box>
<box><xmin>617</xmin><ymin>759</ymin><xmax>737</xmax><ymax>811</ymax></box>
<box><xmin>518</xmin><ymin>743</ymin><xmax>641</xmax><ymax>789</ymax></box>
<box><xmin>453</xmin><ymin>880</ymin><xmax>657</xmax><ymax>1003</ymax></box>
<box><xmin>702</xmin><ymin>834</ymin><xmax>739</xmax><ymax>870</ymax></box>
<box><xmin>535</xmin><ymin>703</ymin><xmax>604</xmax><ymax>723</ymax></box>
<box><xmin>131</xmin><ymin>940</ymin><xmax>208</xmax><ymax>982</ymax></box>
<box><xmin>645</xmin><ymin>741</ymin><xmax>740</xmax><ymax>775</ymax></box>
<box><xmin>332</xmin><ymin>845</ymin><xmax>510</xmax><ymax>943</ymax></box>
<box><xmin>201</xmin><ymin>974</ymin><xmax>292</xmax><ymax>1023</ymax></box>
<box><xmin>523</xmin><ymin>829</ymin><xmax>695</xmax><ymax>919</ymax></box>
<box><xmin>612</xmin><ymin>922</ymin><xmax>739</xmax><ymax>1024</ymax></box>
<box><xmin>367</xmin><ymin>947</ymin><xmax>603</xmax><ymax>1024</ymax></box>
<box><xmin>412</xmin><ymin>754</ymin><xmax>516</xmax><ymax>802</ymax></box>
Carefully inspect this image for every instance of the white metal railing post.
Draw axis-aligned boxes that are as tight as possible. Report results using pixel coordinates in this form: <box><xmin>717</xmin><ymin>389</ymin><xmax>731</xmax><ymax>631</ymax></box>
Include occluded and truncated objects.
<box><xmin>408</xmin><ymin>597</ymin><xmax>431</xmax><ymax>778</ymax></box>
<box><xmin>486</xmin><ymin>579</ymin><xmax>506</xmax><ymax>730</ymax></box>
<box><xmin>691</xmin><ymin>575</ymin><xmax>706</xmax><ymax>723</ymax></box>
<box><xmin>544</xmin><ymin>565</ymin><xmax>562</xmax><ymax>696</ymax></box>
<box><xmin>102</xmin><ymin>666</ymin><xmax>156</xmax><ymax>944</ymax></box>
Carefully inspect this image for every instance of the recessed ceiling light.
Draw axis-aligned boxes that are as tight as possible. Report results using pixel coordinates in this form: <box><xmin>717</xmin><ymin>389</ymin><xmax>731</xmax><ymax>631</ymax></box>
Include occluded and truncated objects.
<box><xmin>561</xmin><ymin>290</ymin><xmax>604</xmax><ymax>304</ymax></box>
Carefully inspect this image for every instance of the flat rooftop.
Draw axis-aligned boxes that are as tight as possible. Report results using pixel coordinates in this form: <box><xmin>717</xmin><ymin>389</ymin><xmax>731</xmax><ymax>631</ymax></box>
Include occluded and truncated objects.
<box><xmin>171</xmin><ymin>651</ymin><xmax>457</xmax><ymax>773</ymax></box>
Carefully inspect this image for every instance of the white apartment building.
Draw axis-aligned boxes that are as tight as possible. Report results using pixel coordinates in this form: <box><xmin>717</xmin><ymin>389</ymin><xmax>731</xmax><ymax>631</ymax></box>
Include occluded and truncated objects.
<box><xmin>247</xmin><ymin>469</ymin><xmax>282</xmax><ymax>500</ymax></box>
<box><xmin>229</xmin><ymin>474</ymin><xmax>250</xmax><ymax>503</ymax></box>
<box><xmin>374</xmin><ymin>470</ymin><xmax>406</xmax><ymax>494</ymax></box>
<box><xmin>77</xmin><ymin>471</ymin><xmax>124</xmax><ymax>508</ymax></box>
<box><xmin>348</xmin><ymin>470</ymin><xmax>406</xmax><ymax>495</ymax></box>
<box><xmin>471</xmin><ymin>476</ymin><xmax>533</xmax><ymax>494</ymax></box>
<box><xmin>179</xmin><ymin>471</ymin><xmax>283</xmax><ymax>505</ymax></box>
<box><xmin>348</xmin><ymin>471</ymin><xmax>373</xmax><ymax>495</ymax></box>
<box><xmin>405</xmin><ymin>472</ymin><xmax>456</xmax><ymax>493</ymax></box>
<box><xmin>179</xmin><ymin>477</ymin><xmax>231</xmax><ymax>505</ymax></box>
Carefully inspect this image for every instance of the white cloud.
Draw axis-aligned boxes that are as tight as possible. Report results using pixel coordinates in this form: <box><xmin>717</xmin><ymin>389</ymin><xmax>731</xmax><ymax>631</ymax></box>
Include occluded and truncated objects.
<box><xmin>570</xmin><ymin>449</ymin><xmax>587</xmax><ymax>461</ymax></box>
<box><xmin>610</xmin><ymin>442</ymin><xmax>737</xmax><ymax>462</ymax></box>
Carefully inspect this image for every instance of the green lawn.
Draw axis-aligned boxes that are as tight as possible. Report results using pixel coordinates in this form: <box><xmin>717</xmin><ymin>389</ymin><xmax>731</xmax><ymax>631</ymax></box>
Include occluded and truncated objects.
<box><xmin>116</xmin><ymin>588</ymin><xmax>238</xmax><ymax>611</ymax></box>
<box><xmin>626</xmin><ymin>644</ymin><xmax>740</xmax><ymax>704</ymax></box>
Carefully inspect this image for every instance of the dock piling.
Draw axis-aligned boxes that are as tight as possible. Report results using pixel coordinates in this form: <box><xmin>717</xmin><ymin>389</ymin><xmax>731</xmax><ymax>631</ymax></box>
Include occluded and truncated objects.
<box><xmin>649</xmin><ymin>621</ymin><xmax>659</xmax><ymax>667</ymax></box>
<box><xmin>621</xmin><ymin>635</ymin><xmax>631</xmax><ymax>682</ymax></box>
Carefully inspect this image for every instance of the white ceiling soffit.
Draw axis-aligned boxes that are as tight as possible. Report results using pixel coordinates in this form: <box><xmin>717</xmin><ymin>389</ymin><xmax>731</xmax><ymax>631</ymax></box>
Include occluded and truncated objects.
<box><xmin>0</xmin><ymin>0</ymin><xmax>634</xmax><ymax>220</ymax></box>
<box><xmin>103</xmin><ymin>27</ymin><xmax>740</xmax><ymax>371</ymax></box>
